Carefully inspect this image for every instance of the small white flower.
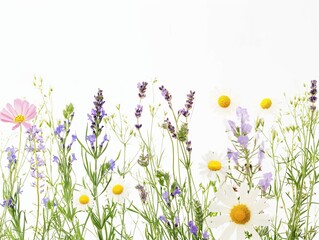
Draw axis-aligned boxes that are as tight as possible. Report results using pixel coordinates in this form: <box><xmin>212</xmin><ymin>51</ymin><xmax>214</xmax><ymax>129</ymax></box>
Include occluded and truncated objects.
<box><xmin>73</xmin><ymin>189</ymin><xmax>94</xmax><ymax>211</ymax></box>
<box><xmin>255</xmin><ymin>96</ymin><xmax>282</xmax><ymax>120</ymax></box>
<box><xmin>198</xmin><ymin>151</ymin><xmax>229</xmax><ymax>184</ymax></box>
<box><xmin>208</xmin><ymin>183</ymin><xmax>270</xmax><ymax>240</ymax></box>
<box><xmin>106</xmin><ymin>176</ymin><xmax>131</xmax><ymax>204</ymax></box>
<box><xmin>211</xmin><ymin>87</ymin><xmax>238</xmax><ymax>118</ymax></box>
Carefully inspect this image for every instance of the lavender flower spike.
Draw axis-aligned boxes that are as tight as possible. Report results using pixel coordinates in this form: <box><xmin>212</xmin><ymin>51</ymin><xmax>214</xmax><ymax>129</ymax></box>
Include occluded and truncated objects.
<box><xmin>309</xmin><ymin>79</ymin><xmax>317</xmax><ymax>111</ymax></box>
<box><xmin>137</xmin><ymin>82</ymin><xmax>148</xmax><ymax>99</ymax></box>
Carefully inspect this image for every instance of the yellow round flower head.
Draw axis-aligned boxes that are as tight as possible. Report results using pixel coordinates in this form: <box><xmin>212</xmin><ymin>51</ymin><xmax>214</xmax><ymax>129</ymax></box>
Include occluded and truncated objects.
<box><xmin>230</xmin><ymin>204</ymin><xmax>251</xmax><ymax>224</ymax></box>
<box><xmin>112</xmin><ymin>184</ymin><xmax>124</xmax><ymax>195</ymax></box>
<box><xmin>218</xmin><ymin>95</ymin><xmax>231</xmax><ymax>108</ymax></box>
<box><xmin>79</xmin><ymin>194</ymin><xmax>90</xmax><ymax>205</ymax></box>
<box><xmin>260</xmin><ymin>98</ymin><xmax>272</xmax><ymax>109</ymax></box>
<box><xmin>207</xmin><ymin>160</ymin><xmax>222</xmax><ymax>171</ymax></box>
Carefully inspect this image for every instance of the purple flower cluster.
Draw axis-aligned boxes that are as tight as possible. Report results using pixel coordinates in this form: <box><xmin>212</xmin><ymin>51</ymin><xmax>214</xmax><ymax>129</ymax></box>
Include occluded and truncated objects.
<box><xmin>178</xmin><ymin>90</ymin><xmax>195</xmax><ymax>117</ymax></box>
<box><xmin>159</xmin><ymin>85</ymin><xmax>173</xmax><ymax>108</ymax></box>
<box><xmin>258</xmin><ymin>172</ymin><xmax>273</xmax><ymax>192</ymax></box>
<box><xmin>309</xmin><ymin>79</ymin><xmax>317</xmax><ymax>111</ymax></box>
<box><xmin>137</xmin><ymin>82</ymin><xmax>148</xmax><ymax>99</ymax></box>
<box><xmin>135</xmin><ymin>184</ymin><xmax>148</xmax><ymax>204</ymax></box>
<box><xmin>188</xmin><ymin>220</ymin><xmax>198</xmax><ymax>236</ymax></box>
<box><xmin>228</xmin><ymin>107</ymin><xmax>252</xmax><ymax>148</ymax></box>
<box><xmin>5</xmin><ymin>146</ymin><xmax>17</xmax><ymax>168</ymax></box>
<box><xmin>88</xmin><ymin>88</ymin><xmax>107</xmax><ymax>137</ymax></box>
<box><xmin>163</xmin><ymin>118</ymin><xmax>176</xmax><ymax>138</ymax></box>
<box><xmin>135</xmin><ymin>82</ymin><xmax>148</xmax><ymax>129</ymax></box>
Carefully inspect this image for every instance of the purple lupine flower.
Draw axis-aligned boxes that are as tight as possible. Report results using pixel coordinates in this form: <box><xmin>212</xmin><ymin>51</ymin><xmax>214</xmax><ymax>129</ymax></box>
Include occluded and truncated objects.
<box><xmin>162</xmin><ymin>191</ymin><xmax>169</xmax><ymax>204</ymax></box>
<box><xmin>53</xmin><ymin>155</ymin><xmax>59</xmax><ymax>163</ymax></box>
<box><xmin>186</xmin><ymin>140</ymin><xmax>192</xmax><ymax>152</ymax></box>
<box><xmin>99</xmin><ymin>134</ymin><xmax>109</xmax><ymax>148</ymax></box>
<box><xmin>258</xmin><ymin>172</ymin><xmax>273</xmax><ymax>192</ymax></box>
<box><xmin>54</xmin><ymin>124</ymin><xmax>64</xmax><ymax>137</ymax></box>
<box><xmin>159</xmin><ymin>215</ymin><xmax>170</xmax><ymax>226</ymax></box>
<box><xmin>71</xmin><ymin>153</ymin><xmax>77</xmax><ymax>162</ymax></box>
<box><xmin>309</xmin><ymin>79</ymin><xmax>317</xmax><ymax>111</ymax></box>
<box><xmin>136</xmin><ymin>184</ymin><xmax>148</xmax><ymax>204</ymax></box>
<box><xmin>227</xmin><ymin>148</ymin><xmax>239</xmax><ymax>165</ymax></box>
<box><xmin>88</xmin><ymin>89</ymin><xmax>107</xmax><ymax>137</ymax></box>
<box><xmin>238</xmin><ymin>135</ymin><xmax>249</xmax><ymax>148</ymax></box>
<box><xmin>171</xmin><ymin>186</ymin><xmax>181</xmax><ymax>197</ymax></box>
<box><xmin>174</xmin><ymin>216</ymin><xmax>179</xmax><ymax>227</ymax></box>
<box><xmin>42</xmin><ymin>197</ymin><xmax>49</xmax><ymax>207</ymax></box>
<box><xmin>159</xmin><ymin>85</ymin><xmax>173</xmax><ymax>108</ymax></box>
<box><xmin>135</xmin><ymin>104</ymin><xmax>143</xmax><ymax>118</ymax></box>
<box><xmin>163</xmin><ymin>118</ymin><xmax>176</xmax><ymax>138</ymax></box>
<box><xmin>137</xmin><ymin>82</ymin><xmax>148</xmax><ymax>99</ymax></box>
<box><xmin>5</xmin><ymin>146</ymin><xmax>17</xmax><ymax>167</ymax></box>
<box><xmin>87</xmin><ymin>134</ymin><xmax>96</xmax><ymax>147</ymax></box>
<box><xmin>185</xmin><ymin>91</ymin><xmax>195</xmax><ymax>110</ymax></box>
<box><xmin>108</xmin><ymin>159</ymin><xmax>115</xmax><ymax>171</ymax></box>
<box><xmin>202</xmin><ymin>230</ymin><xmax>209</xmax><ymax>240</ymax></box>
<box><xmin>1</xmin><ymin>198</ymin><xmax>14</xmax><ymax>208</ymax></box>
<box><xmin>188</xmin><ymin>221</ymin><xmax>198</xmax><ymax>236</ymax></box>
<box><xmin>241</xmin><ymin>123</ymin><xmax>252</xmax><ymax>135</ymax></box>
<box><xmin>236</xmin><ymin>106</ymin><xmax>250</xmax><ymax>124</ymax></box>
<box><xmin>228</xmin><ymin>120</ymin><xmax>237</xmax><ymax>135</ymax></box>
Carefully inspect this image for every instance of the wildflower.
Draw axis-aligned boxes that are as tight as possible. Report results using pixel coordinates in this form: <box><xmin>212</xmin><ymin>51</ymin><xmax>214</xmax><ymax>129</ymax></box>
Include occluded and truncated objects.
<box><xmin>227</xmin><ymin>148</ymin><xmax>239</xmax><ymax>166</ymax></box>
<box><xmin>258</xmin><ymin>172</ymin><xmax>273</xmax><ymax>192</ymax></box>
<box><xmin>108</xmin><ymin>159</ymin><xmax>115</xmax><ymax>171</ymax></box>
<box><xmin>106</xmin><ymin>176</ymin><xmax>131</xmax><ymax>203</ymax></box>
<box><xmin>137</xmin><ymin>81</ymin><xmax>148</xmax><ymax>99</ymax></box>
<box><xmin>5</xmin><ymin>146</ymin><xmax>17</xmax><ymax>167</ymax></box>
<box><xmin>135</xmin><ymin>104</ymin><xmax>143</xmax><ymax>129</ymax></box>
<box><xmin>159</xmin><ymin>85</ymin><xmax>173</xmax><ymax>108</ymax></box>
<box><xmin>238</xmin><ymin>135</ymin><xmax>249</xmax><ymax>148</ymax></box>
<box><xmin>209</xmin><ymin>183</ymin><xmax>269</xmax><ymax>239</ymax></box>
<box><xmin>135</xmin><ymin>184</ymin><xmax>148</xmax><ymax>204</ymax></box>
<box><xmin>88</xmin><ymin>88</ymin><xmax>107</xmax><ymax>137</ymax></box>
<box><xmin>162</xmin><ymin>191</ymin><xmax>170</xmax><ymax>205</ymax></box>
<box><xmin>171</xmin><ymin>186</ymin><xmax>181</xmax><ymax>197</ymax></box>
<box><xmin>0</xmin><ymin>98</ymin><xmax>36</xmax><ymax>130</ymax></box>
<box><xmin>256</xmin><ymin>96</ymin><xmax>281</xmax><ymax>119</ymax></box>
<box><xmin>163</xmin><ymin>118</ymin><xmax>176</xmax><ymax>138</ymax></box>
<box><xmin>1</xmin><ymin>198</ymin><xmax>14</xmax><ymax>208</ymax></box>
<box><xmin>174</xmin><ymin>216</ymin><xmax>179</xmax><ymax>227</ymax></box>
<box><xmin>257</xmin><ymin>142</ymin><xmax>265</xmax><ymax>167</ymax></box>
<box><xmin>188</xmin><ymin>221</ymin><xmax>198</xmax><ymax>236</ymax></box>
<box><xmin>198</xmin><ymin>151</ymin><xmax>228</xmax><ymax>183</ymax></box>
<box><xmin>186</xmin><ymin>140</ymin><xmax>192</xmax><ymax>152</ymax></box>
<box><xmin>309</xmin><ymin>79</ymin><xmax>317</xmax><ymax>110</ymax></box>
<box><xmin>211</xmin><ymin>87</ymin><xmax>237</xmax><ymax>118</ymax></box>
<box><xmin>202</xmin><ymin>230</ymin><xmax>209</xmax><ymax>240</ymax></box>
<box><xmin>178</xmin><ymin>90</ymin><xmax>195</xmax><ymax>117</ymax></box>
<box><xmin>159</xmin><ymin>215</ymin><xmax>170</xmax><ymax>227</ymax></box>
<box><xmin>73</xmin><ymin>189</ymin><xmax>94</xmax><ymax>211</ymax></box>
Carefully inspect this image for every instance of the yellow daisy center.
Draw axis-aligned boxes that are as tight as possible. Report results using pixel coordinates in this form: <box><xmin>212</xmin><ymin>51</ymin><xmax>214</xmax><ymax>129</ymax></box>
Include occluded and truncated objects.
<box><xmin>260</xmin><ymin>98</ymin><xmax>272</xmax><ymax>109</ymax></box>
<box><xmin>112</xmin><ymin>184</ymin><xmax>124</xmax><ymax>195</ymax></box>
<box><xmin>207</xmin><ymin>160</ymin><xmax>222</xmax><ymax>171</ymax></box>
<box><xmin>218</xmin><ymin>95</ymin><xmax>231</xmax><ymax>108</ymax></box>
<box><xmin>230</xmin><ymin>204</ymin><xmax>251</xmax><ymax>224</ymax></box>
<box><xmin>14</xmin><ymin>115</ymin><xmax>25</xmax><ymax>123</ymax></box>
<box><xmin>79</xmin><ymin>194</ymin><xmax>90</xmax><ymax>205</ymax></box>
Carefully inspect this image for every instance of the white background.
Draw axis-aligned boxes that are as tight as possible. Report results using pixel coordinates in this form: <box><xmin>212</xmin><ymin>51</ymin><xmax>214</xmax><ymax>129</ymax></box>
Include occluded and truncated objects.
<box><xmin>0</xmin><ymin>0</ymin><xmax>319</xmax><ymax>238</ymax></box>
<box><xmin>0</xmin><ymin>1</ymin><xmax>319</xmax><ymax>151</ymax></box>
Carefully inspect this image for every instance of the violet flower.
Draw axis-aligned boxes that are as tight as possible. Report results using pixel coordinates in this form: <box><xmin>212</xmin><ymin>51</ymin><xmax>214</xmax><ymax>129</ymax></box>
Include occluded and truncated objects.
<box><xmin>188</xmin><ymin>221</ymin><xmax>198</xmax><ymax>236</ymax></box>
<box><xmin>258</xmin><ymin>172</ymin><xmax>273</xmax><ymax>192</ymax></box>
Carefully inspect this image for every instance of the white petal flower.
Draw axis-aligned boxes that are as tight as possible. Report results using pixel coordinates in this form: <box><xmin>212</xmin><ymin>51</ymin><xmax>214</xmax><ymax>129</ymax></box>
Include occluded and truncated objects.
<box><xmin>73</xmin><ymin>189</ymin><xmax>94</xmax><ymax>211</ymax></box>
<box><xmin>198</xmin><ymin>151</ymin><xmax>229</xmax><ymax>184</ymax></box>
<box><xmin>208</xmin><ymin>183</ymin><xmax>270</xmax><ymax>239</ymax></box>
<box><xmin>106</xmin><ymin>176</ymin><xmax>131</xmax><ymax>204</ymax></box>
<box><xmin>211</xmin><ymin>87</ymin><xmax>239</xmax><ymax>119</ymax></box>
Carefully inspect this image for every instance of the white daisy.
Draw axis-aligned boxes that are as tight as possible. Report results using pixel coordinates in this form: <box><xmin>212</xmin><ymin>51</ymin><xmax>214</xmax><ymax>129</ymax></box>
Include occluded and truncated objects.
<box><xmin>255</xmin><ymin>96</ymin><xmax>282</xmax><ymax>120</ymax></box>
<box><xmin>211</xmin><ymin>87</ymin><xmax>238</xmax><ymax>119</ymax></box>
<box><xmin>208</xmin><ymin>183</ymin><xmax>270</xmax><ymax>240</ymax></box>
<box><xmin>73</xmin><ymin>189</ymin><xmax>94</xmax><ymax>211</ymax></box>
<box><xmin>198</xmin><ymin>151</ymin><xmax>229</xmax><ymax>183</ymax></box>
<box><xmin>106</xmin><ymin>176</ymin><xmax>131</xmax><ymax>204</ymax></box>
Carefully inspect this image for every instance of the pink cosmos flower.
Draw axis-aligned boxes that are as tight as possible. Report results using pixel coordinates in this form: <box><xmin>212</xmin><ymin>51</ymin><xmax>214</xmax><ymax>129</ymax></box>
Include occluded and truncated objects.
<box><xmin>0</xmin><ymin>99</ymin><xmax>37</xmax><ymax>130</ymax></box>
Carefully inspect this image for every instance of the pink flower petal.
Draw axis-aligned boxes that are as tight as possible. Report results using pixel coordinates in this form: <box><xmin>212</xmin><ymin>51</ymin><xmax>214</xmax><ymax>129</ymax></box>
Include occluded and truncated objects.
<box><xmin>22</xmin><ymin>122</ymin><xmax>32</xmax><ymax>130</ymax></box>
<box><xmin>0</xmin><ymin>108</ymin><xmax>14</xmax><ymax>122</ymax></box>
<box><xmin>14</xmin><ymin>99</ymin><xmax>23</xmax><ymax>114</ymax></box>
<box><xmin>12</xmin><ymin>123</ymin><xmax>21</xmax><ymax>130</ymax></box>
<box><xmin>6</xmin><ymin>103</ymin><xmax>17</xmax><ymax>117</ymax></box>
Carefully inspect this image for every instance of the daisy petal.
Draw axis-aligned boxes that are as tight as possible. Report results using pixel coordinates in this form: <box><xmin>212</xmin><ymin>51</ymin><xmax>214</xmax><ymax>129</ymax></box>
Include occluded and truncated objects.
<box><xmin>219</xmin><ymin>223</ymin><xmax>236</xmax><ymax>239</ymax></box>
<box><xmin>209</xmin><ymin>214</ymin><xmax>230</xmax><ymax>228</ymax></box>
